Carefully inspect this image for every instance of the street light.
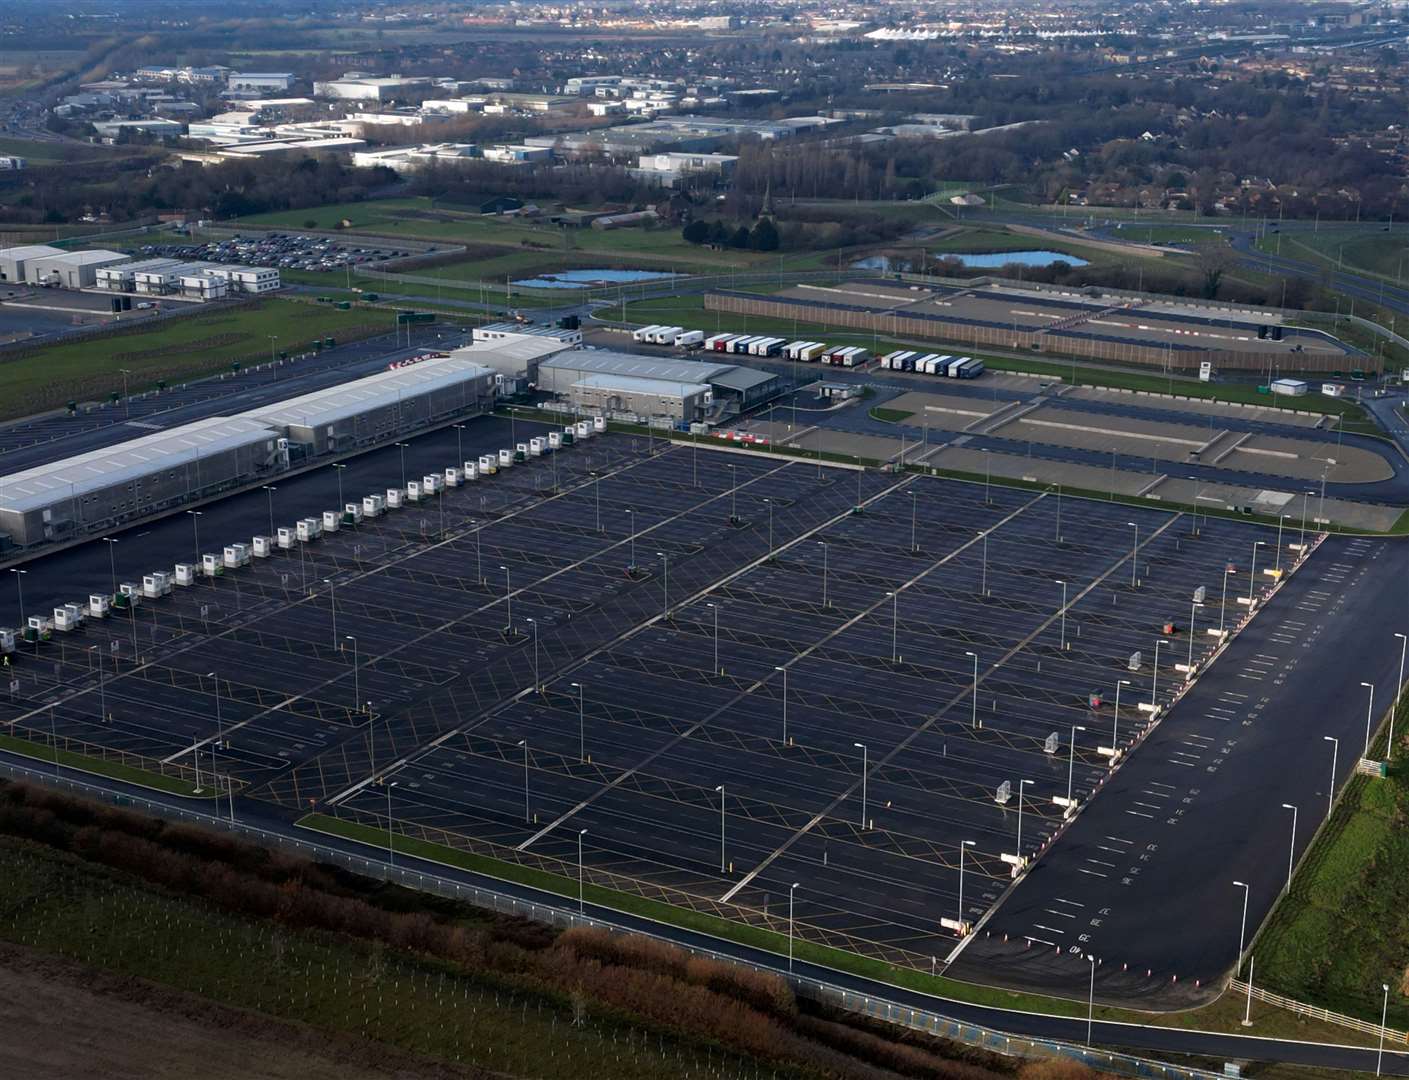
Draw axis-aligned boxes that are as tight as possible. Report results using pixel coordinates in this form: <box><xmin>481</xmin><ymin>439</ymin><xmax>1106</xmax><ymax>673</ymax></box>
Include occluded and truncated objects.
<box><xmin>853</xmin><ymin>741</ymin><xmax>868</xmax><ymax>827</ymax></box>
<box><xmin>1275</xmin><ymin>514</ymin><xmax>1288</xmax><ymax>571</ymax></box>
<box><xmin>887</xmin><ymin>590</ymin><xmax>898</xmax><ymax>662</ymax></box>
<box><xmin>1015</xmin><ymin>778</ymin><xmax>1035</xmax><ymax>859</ymax></box>
<box><xmin>345</xmin><ymin>635</ymin><xmax>360</xmax><ymax>714</ymax></box>
<box><xmin>1248</xmin><ymin>541</ymin><xmax>1266</xmax><ymax>606</ymax></box>
<box><xmin>817</xmin><ymin>540</ymin><xmax>829</xmax><ymax>610</ymax></box>
<box><xmin>1152</xmin><ymin>637</ymin><xmax>1168</xmax><ymax>709</ymax></box>
<box><xmin>324</xmin><ymin>577</ymin><xmax>338</xmax><ymax>648</ymax></box>
<box><xmin>578</xmin><ymin>828</ymin><xmax>588</xmax><ymax>915</ymax></box>
<box><xmin>186</xmin><ymin>509</ymin><xmax>203</xmax><ymax>565</ymax></box>
<box><xmin>1362</xmin><ymin>680</ymin><xmax>1376</xmax><ymax>758</ymax></box>
<box><xmin>332</xmin><ymin>461</ymin><xmax>347</xmax><ymax>509</ymax></box>
<box><xmin>625</xmin><ymin>509</ymin><xmax>636</xmax><ymax>572</ymax></box>
<box><xmin>518</xmin><ymin>739</ymin><xmax>530</xmax><ymax>823</ymax></box>
<box><xmin>386</xmin><ymin>780</ymin><xmax>399</xmax><ymax>866</ymax></box>
<box><xmin>500</xmin><ymin>565</ymin><xmax>511</xmax><ymax>632</ymax></box>
<box><xmin>1086</xmin><ymin>953</ymin><xmax>1098</xmax><ymax>1046</ymax></box>
<box><xmin>788</xmin><ymin>881</ymin><xmax>800</xmax><ymax>973</ymax></box>
<box><xmin>957</xmin><ymin>840</ymin><xmax>976</xmax><ymax>929</ymax></box>
<box><xmin>1112</xmin><ymin>680</ymin><xmax>1130</xmax><ymax>754</ymax></box>
<box><xmin>1127</xmin><ymin>522</ymin><xmax>1139</xmax><ymax>588</ymax></box>
<box><xmin>1055</xmin><ymin>579</ymin><xmax>1068</xmax><ymax>651</ymax></box>
<box><xmin>571</xmin><ymin>681</ymin><xmax>585</xmax><ymax>761</ymax></box>
<box><xmin>715</xmin><ymin>784</ymin><xmax>726</xmax><ymax>873</ymax></box>
<box><xmin>528</xmin><ymin>617</ymin><xmax>539</xmax><ymax>691</ymax></box>
<box><xmin>656</xmin><ymin>551</ymin><xmax>669</xmax><ymax>617</ymax></box>
<box><xmin>908</xmin><ymin>490</ymin><xmax>919</xmax><ymax>553</ymax></box>
<box><xmin>1378</xmin><ymin>983</ymin><xmax>1390</xmax><ymax>1077</ymax></box>
<box><xmin>1233</xmin><ymin>880</ymin><xmax>1250</xmax><ymax>972</ymax></box>
<box><xmin>708</xmin><ymin>602</ymin><xmax>721</xmax><ymax>674</ymax></box>
<box><xmin>101</xmin><ymin>537</ymin><xmax>119</xmax><ymax>599</ymax></box>
<box><xmin>1280</xmin><ymin>803</ymin><xmax>1298</xmax><ymax>892</ymax></box>
<box><xmin>1395</xmin><ymin>632</ymin><xmax>1407</xmax><ymax>762</ymax></box>
<box><xmin>1066</xmin><ymin>724</ymin><xmax>1086</xmax><ymax>806</ymax></box>
<box><xmin>395</xmin><ymin>441</ymin><xmax>409</xmax><ymax>489</ymax></box>
<box><xmin>775</xmin><ymin>665</ymin><xmax>789</xmax><ymax>745</ymax></box>
<box><xmin>261</xmin><ymin>484</ymin><xmax>277</xmax><ymax>538</ymax></box>
<box><xmin>979</xmin><ymin>529</ymin><xmax>990</xmax><ymax>598</ymax></box>
<box><xmin>1219</xmin><ymin>564</ymin><xmax>1234</xmax><ymax>635</ymax></box>
<box><xmin>9</xmin><ymin>567</ymin><xmax>25</xmax><ymax>628</ymax></box>
<box><xmin>1188</xmin><ymin>598</ymin><xmax>1204</xmax><ymax>672</ymax></box>
<box><xmin>964</xmin><ymin>650</ymin><xmax>979</xmax><ymax>729</ymax></box>
<box><xmin>1324</xmin><ymin>735</ymin><xmax>1339</xmax><ymax>819</ymax></box>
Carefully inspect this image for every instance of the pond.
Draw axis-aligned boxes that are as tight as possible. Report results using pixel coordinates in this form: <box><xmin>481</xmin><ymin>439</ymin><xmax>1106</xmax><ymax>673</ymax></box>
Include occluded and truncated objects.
<box><xmin>853</xmin><ymin>250</ymin><xmax>1089</xmax><ymax>272</ymax></box>
<box><xmin>511</xmin><ymin>268</ymin><xmax>680</xmax><ymax>289</ymax></box>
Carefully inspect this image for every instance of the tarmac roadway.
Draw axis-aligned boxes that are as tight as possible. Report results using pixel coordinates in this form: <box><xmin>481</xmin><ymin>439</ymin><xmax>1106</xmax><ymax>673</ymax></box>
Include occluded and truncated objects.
<box><xmin>949</xmin><ymin>531</ymin><xmax>1409</xmax><ymax>1006</ymax></box>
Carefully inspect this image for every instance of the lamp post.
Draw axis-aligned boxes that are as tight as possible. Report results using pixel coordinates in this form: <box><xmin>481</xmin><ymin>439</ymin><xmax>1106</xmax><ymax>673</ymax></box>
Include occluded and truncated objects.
<box><xmin>1280</xmin><ymin>803</ymin><xmax>1298</xmax><ymax>892</ymax></box>
<box><xmin>965</xmin><ymin>650</ymin><xmax>979</xmax><ymax>729</ymax></box>
<box><xmin>324</xmin><ymin>577</ymin><xmax>337</xmax><ymax>648</ymax></box>
<box><xmin>1362</xmin><ymin>680</ymin><xmax>1376</xmax><ymax>758</ymax></box>
<box><xmin>957</xmin><ymin>839</ymin><xmax>976</xmax><ymax>929</ymax></box>
<box><xmin>102</xmin><ymin>537</ymin><xmax>119</xmax><ymax>599</ymax></box>
<box><xmin>887</xmin><ymin>590</ymin><xmax>898</xmax><ymax>662</ymax></box>
<box><xmin>186</xmin><ymin>509</ymin><xmax>203</xmax><ymax>565</ymax></box>
<box><xmin>9</xmin><ymin>567</ymin><xmax>24</xmax><ymax>628</ymax></box>
<box><xmin>1233</xmin><ymin>879</ymin><xmax>1250</xmax><ymax>972</ymax></box>
<box><xmin>727</xmin><ymin>464</ymin><xmax>738</xmax><ymax>524</ymax></box>
<box><xmin>345</xmin><ymin>635</ymin><xmax>360</xmax><ymax>714</ymax></box>
<box><xmin>909</xmin><ymin>490</ymin><xmax>918</xmax><ymax>553</ymax></box>
<box><xmin>625</xmin><ymin>509</ymin><xmax>636</xmax><ymax>572</ymax></box>
<box><xmin>578</xmin><ymin>828</ymin><xmax>588</xmax><ymax>915</ymax></box>
<box><xmin>1324</xmin><ymin>735</ymin><xmax>1339</xmax><ymax>819</ymax></box>
<box><xmin>1152</xmin><ymin>637</ymin><xmax>1168</xmax><ymax>709</ymax></box>
<box><xmin>853</xmin><ymin>741</ymin><xmax>868</xmax><ymax>827</ymax></box>
<box><xmin>332</xmin><ymin>461</ymin><xmax>346</xmax><ymax>509</ymax></box>
<box><xmin>775</xmin><ymin>665</ymin><xmax>789</xmax><ymax>745</ymax></box>
<box><xmin>656</xmin><ymin>551</ymin><xmax>669</xmax><ymax>617</ymax></box>
<box><xmin>708</xmin><ymin>602</ymin><xmax>720</xmax><ymax>674</ymax></box>
<box><xmin>1067</xmin><ymin>724</ymin><xmax>1086</xmax><ymax>806</ymax></box>
<box><xmin>1378</xmin><ymin>983</ymin><xmax>1390</xmax><ymax>1077</ymax></box>
<box><xmin>572</xmin><ymin>681</ymin><xmax>585</xmax><ymax>761</ymax></box>
<box><xmin>765</xmin><ymin>497</ymin><xmax>774</xmax><ymax>560</ymax></box>
<box><xmin>262</xmin><ymin>484</ymin><xmax>276</xmax><ymax>538</ymax></box>
<box><xmin>1188</xmin><ymin>599</ymin><xmax>1203</xmax><ymax>671</ymax></box>
<box><xmin>979</xmin><ymin>529</ymin><xmax>989</xmax><ymax>597</ymax></box>
<box><xmin>1219</xmin><ymin>565</ymin><xmax>1233</xmax><ymax>635</ymax></box>
<box><xmin>386</xmin><ymin>780</ymin><xmax>398</xmax><ymax>866</ymax></box>
<box><xmin>1248</xmin><ymin>540</ymin><xmax>1266</xmax><ymax>606</ymax></box>
<box><xmin>788</xmin><ymin>881</ymin><xmax>800</xmax><ymax>972</ymax></box>
<box><xmin>1110</xmin><ymin>675</ymin><xmax>1132</xmax><ymax>754</ymax></box>
<box><xmin>1056</xmin><ymin>579</ymin><xmax>1068</xmax><ymax>651</ymax></box>
<box><xmin>1015</xmin><ymin>778</ymin><xmax>1034</xmax><ymax>859</ymax></box>
<box><xmin>1127</xmin><ymin>522</ymin><xmax>1139</xmax><ymax>588</ymax></box>
<box><xmin>983</xmin><ymin>449</ymin><xmax>992</xmax><ymax>505</ymax></box>
<box><xmin>453</xmin><ymin>422</ymin><xmax>465</xmax><ymax>465</ymax></box>
<box><xmin>518</xmin><ymin>739</ymin><xmax>530</xmax><ymax>823</ymax></box>
<box><xmin>1086</xmin><ymin>954</ymin><xmax>1098</xmax><ymax>1046</ymax></box>
<box><xmin>1300</xmin><ymin>491</ymin><xmax>1311</xmax><ymax>549</ymax></box>
<box><xmin>500</xmin><ymin>565</ymin><xmax>511</xmax><ymax>632</ymax></box>
<box><xmin>1054</xmin><ymin>483</ymin><xmax>1063</xmax><ymax>542</ymax></box>
<box><xmin>1394</xmin><ymin>632</ymin><xmax>1407</xmax><ymax>762</ymax></box>
<box><xmin>528</xmin><ymin>617</ymin><xmax>540</xmax><ymax>691</ymax></box>
<box><xmin>395</xmin><ymin>441</ymin><xmax>408</xmax><ymax>489</ymax></box>
<box><xmin>1275</xmin><ymin>514</ymin><xmax>1288</xmax><ymax>571</ymax></box>
<box><xmin>715</xmin><ymin>784</ymin><xmax>726</xmax><ymax>873</ymax></box>
<box><xmin>817</xmin><ymin>540</ymin><xmax>829</xmax><ymax>610</ymax></box>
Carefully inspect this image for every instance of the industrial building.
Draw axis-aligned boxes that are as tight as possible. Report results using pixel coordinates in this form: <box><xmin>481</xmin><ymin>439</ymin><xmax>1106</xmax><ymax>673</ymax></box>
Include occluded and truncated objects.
<box><xmin>26</xmin><ymin>250</ymin><xmax>130</xmax><ymax>289</ymax></box>
<box><xmin>0</xmin><ymin>244</ymin><xmax>64</xmax><ymax>283</ymax></box>
<box><xmin>0</xmin><ymin>417</ymin><xmax>287</xmax><ymax>547</ymax></box>
<box><xmin>237</xmin><ymin>355</ymin><xmax>497</xmax><ymax>457</ymax></box>
<box><xmin>94</xmin><ymin>258</ymin><xmax>280</xmax><ymax>297</ymax></box>
<box><xmin>453</xmin><ymin>323</ymin><xmax>580</xmax><ymax>381</ymax></box>
<box><xmin>313</xmin><ymin>75</ymin><xmax>430</xmax><ymax>102</ymax></box>
<box><xmin>228</xmin><ymin>72</ymin><xmax>296</xmax><ymax>92</ymax></box>
<box><xmin>536</xmin><ymin>351</ymin><xmax>783</xmax><ymax>420</ymax></box>
<box><xmin>570</xmin><ymin>374</ymin><xmax>713</xmax><ymax>422</ymax></box>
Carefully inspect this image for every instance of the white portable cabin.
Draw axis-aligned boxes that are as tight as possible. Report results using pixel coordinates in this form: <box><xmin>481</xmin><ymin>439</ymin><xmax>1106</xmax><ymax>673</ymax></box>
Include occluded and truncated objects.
<box><xmin>445</xmin><ymin>466</ymin><xmax>463</xmax><ymax>487</ymax></box>
<box><xmin>321</xmin><ymin>510</ymin><xmax>341</xmax><ymax>533</ymax></box>
<box><xmin>386</xmin><ymin>488</ymin><xmax>405</xmax><ymax>508</ymax></box>
<box><xmin>548</xmin><ymin>431</ymin><xmax>563</xmax><ymax>450</ymax></box>
<box><xmin>406</xmin><ymin>479</ymin><xmax>422</xmax><ymax>502</ymax></box>
<box><xmin>118</xmin><ymin>583</ymin><xmax>142</xmax><ymax>606</ymax></box>
<box><xmin>499</xmin><ymin>448</ymin><xmax>514</xmax><ymax>467</ymax></box>
<box><xmin>142</xmin><ymin>571</ymin><xmax>171</xmax><ymax>597</ymax></box>
<box><xmin>252</xmin><ymin>536</ymin><xmax>273</xmax><ymax>558</ymax></box>
<box><xmin>632</xmin><ymin>324</ymin><xmax>663</xmax><ymax>343</ymax></box>
<box><xmin>296</xmin><ymin>518</ymin><xmax>321</xmax><ymax>542</ymax></box>
<box><xmin>174</xmin><ymin>564</ymin><xmax>197</xmax><ymax>586</ymax></box>
<box><xmin>593</xmin><ymin>415</ymin><xmax>606</xmax><ymax>433</ymax></box>
<box><xmin>0</xmin><ymin>628</ymin><xmax>14</xmax><ymax>654</ymax></box>
<box><xmin>53</xmin><ymin>604</ymin><xmax>83</xmax><ymax>632</ymax></box>
<box><xmin>88</xmin><ymin>594</ymin><xmax>110</xmax><ymax>619</ymax></box>
<box><xmin>344</xmin><ymin>502</ymin><xmax>364</xmax><ymax>524</ymax></box>
<box><xmin>201</xmin><ymin>553</ymin><xmax>223</xmax><ymax>578</ymax></box>
<box><xmin>224</xmin><ymin>543</ymin><xmax>251</xmax><ymax>568</ymax></box>
<box><xmin>277</xmin><ymin>526</ymin><xmax>296</xmax><ymax>549</ymax></box>
<box><xmin>363</xmin><ymin>494</ymin><xmax>385</xmax><ymax>518</ymax></box>
<box><xmin>463</xmin><ymin>461</ymin><xmax>479</xmax><ymax>481</ymax></box>
<box><xmin>28</xmin><ymin>614</ymin><xmax>54</xmax><ymax>639</ymax></box>
<box><xmin>480</xmin><ymin>454</ymin><xmax>498</xmax><ymax>475</ymax></box>
<box><xmin>422</xmin><ymin>473</ymin><xmax>442</xmax><ymax>495</ymax></box>
<box><xmin>675</xmin><ymin>330</ymin><xmax>705</xmax><ymax>349</ymax></box>
<box><xmin>529</xmin><ymin>436</ymin><xmax>546</xmax><ymax>457</ymax></box>
<box><xmin>575</xmin><ymin>420</ymin><xmax>592</xmax><ymax>439</ymax></box>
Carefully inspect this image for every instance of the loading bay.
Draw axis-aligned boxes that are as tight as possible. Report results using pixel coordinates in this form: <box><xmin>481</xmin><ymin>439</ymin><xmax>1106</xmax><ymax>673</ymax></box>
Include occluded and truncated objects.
<box><xmin>5</xmin><ymin>416</ymin><xmax>1398</xmax><ymax>1007</ymax></box>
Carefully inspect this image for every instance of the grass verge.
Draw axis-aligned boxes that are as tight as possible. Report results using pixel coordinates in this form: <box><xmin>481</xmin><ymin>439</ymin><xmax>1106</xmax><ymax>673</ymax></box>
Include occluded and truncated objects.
<box><xmin>869</xmin><ymin>407</ymin><xmax>914</xmax><ymax>422</ymax></box>
<box><xmin>0</xmin><ymin>732</ymin><xmax>213</xmax><ymax>797</ymax></box>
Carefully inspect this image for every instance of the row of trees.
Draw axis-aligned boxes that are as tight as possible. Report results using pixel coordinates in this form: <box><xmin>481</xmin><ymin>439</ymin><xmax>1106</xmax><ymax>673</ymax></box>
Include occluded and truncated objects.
<box><xmin>682</xmin><ymin>217</ymin><xmax>779</xmax><ymax>251</ymax></box>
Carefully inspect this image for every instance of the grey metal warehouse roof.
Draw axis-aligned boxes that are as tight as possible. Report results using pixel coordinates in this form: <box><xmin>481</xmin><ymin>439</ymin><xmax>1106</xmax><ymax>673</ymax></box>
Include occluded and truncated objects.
<box><xmin>571</xmin><ymin>373</ymin><xmax>711</xmax><ymax>397</ymax></box>
<box><xmin>240</xmin><ymin>355</ymin><xmax>495</xmax><ymax>429</ymax></box>
<box><xmin>708</xmin><ymin>366</ymin><xmax>777</xmax><ymax>392</ymax></box>
<box><xmin>0</xmin><ymin>416</ymin><xmax>281</xmax><ymax>513</ymax></box>
<box><xmin>540</xmin><ymin>350</ymin><xmax>734</xmax><ymax>383</ymax></box>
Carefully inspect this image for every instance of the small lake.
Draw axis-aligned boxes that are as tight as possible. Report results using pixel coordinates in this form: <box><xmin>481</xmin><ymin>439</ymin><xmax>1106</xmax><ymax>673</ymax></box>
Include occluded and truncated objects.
<box><xmin>853</xmin><ymin>250</ymin><xmax>1089</xmax><ymax>272</ymax></box>
<box><xmin>512</xmin><ymin>268</ymin><xmax>679</xmax><ymax>289</ymax></box>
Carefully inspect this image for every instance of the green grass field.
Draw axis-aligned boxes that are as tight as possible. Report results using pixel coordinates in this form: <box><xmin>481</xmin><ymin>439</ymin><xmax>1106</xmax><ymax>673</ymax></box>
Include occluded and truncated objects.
<box><xmin>1253</xmin><ymin>705</ymin><xmax>1409</xmax><ymax>1029</ymax></box>
<box><xmin>1256</xmin><ymin>226</ymin><xmax>1409</xmax><ymax>284</ymax></box>
<box><xmin>0</xmin><ymin>298</ymin><xmax>390</xmax><ymax>419</ymax></box>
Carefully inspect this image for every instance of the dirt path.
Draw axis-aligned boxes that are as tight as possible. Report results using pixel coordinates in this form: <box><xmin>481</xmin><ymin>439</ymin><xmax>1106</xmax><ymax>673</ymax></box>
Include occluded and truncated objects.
<box><xmin>0</xmin><ymin>941</ymin><xmax>503</xmax><ymax>1080</ymax></box>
